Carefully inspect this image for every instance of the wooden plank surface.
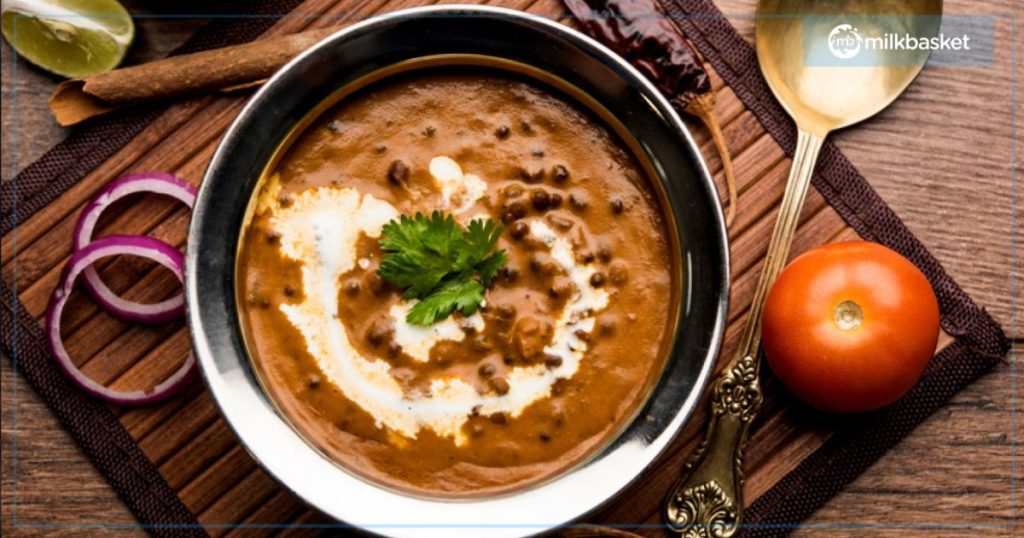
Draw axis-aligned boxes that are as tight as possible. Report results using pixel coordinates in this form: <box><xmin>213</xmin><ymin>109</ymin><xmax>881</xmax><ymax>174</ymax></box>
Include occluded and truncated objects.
<box><xmin>2</xmin><ymin>0</ymin><xmax>1020</xmax><ymax>536</ymax></box>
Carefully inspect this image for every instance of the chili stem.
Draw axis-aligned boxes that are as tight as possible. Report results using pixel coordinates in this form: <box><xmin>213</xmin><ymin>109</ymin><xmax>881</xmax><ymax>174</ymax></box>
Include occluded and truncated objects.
<box><xmin>685</xmin><ymin>92</ymin><xmax>737</xmax><ymax>227</ymax></box>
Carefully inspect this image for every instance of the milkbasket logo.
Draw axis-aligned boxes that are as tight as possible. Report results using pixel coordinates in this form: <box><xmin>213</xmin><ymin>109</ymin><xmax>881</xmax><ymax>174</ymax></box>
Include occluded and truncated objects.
<box><xmin>804</xmin><ymin>15</ymin><xmax>993</xmax><ymax>67</ymax></box>
<box><xmin>827</xmin><ymin>24</ymin><xmax>862</xmax><ymax>59</ymax></box>
<box><xmin>826</xmin><ymin>21</ymin><xmax>970</xmax><ymax>61</ymax></box>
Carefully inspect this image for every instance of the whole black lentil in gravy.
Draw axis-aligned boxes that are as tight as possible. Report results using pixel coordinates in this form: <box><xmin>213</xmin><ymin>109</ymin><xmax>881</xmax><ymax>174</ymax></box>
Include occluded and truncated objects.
<box><xmin>238</xmin><ymin>69</ymin><xmax>676</xmax><ymax>496</ymax></box>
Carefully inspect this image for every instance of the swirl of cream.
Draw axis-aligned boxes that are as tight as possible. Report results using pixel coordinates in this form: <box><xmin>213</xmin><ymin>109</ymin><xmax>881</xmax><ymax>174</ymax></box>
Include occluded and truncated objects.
<box><xmin>268</xmin><ymin>158</ymin><xmax>608</xmax><ymax>444</ymax></box>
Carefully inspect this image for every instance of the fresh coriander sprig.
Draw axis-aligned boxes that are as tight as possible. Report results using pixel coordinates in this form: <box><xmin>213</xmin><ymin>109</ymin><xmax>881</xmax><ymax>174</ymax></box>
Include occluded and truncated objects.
<box><xmin>378</xmin><ymin>211</ymin><xmax>507</xmax><ymax>325</ymax></box>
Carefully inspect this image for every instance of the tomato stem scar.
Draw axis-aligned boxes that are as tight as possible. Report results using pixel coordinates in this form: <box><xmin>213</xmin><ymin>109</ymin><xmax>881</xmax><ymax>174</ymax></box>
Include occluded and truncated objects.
<box><xmin>833</xmin><ymin>300</ymin><xmax>864</xmax><ymax>330</ymax></box>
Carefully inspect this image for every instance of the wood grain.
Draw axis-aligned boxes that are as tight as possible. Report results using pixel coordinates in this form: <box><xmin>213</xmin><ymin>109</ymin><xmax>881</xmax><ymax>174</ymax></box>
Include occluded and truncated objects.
<box><xmin>2</xmin><ymin>0</ymin><xmax>1020</xmax><ymax>536</ymax></box>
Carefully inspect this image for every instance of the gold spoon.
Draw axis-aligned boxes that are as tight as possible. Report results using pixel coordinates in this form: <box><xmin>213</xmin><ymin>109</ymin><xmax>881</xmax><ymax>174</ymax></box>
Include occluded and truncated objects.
<box><xmin>664</xmin><ymin>1</ymin><xmax>941</xmax><ymax>535</ymax></box>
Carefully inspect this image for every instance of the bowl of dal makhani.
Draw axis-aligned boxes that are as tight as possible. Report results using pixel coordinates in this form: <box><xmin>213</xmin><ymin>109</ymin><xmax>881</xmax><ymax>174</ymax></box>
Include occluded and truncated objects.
<box><xmin>186</xmin><ymin>5</ymin><xmax>728</xmax><ymax>536</ymax></box>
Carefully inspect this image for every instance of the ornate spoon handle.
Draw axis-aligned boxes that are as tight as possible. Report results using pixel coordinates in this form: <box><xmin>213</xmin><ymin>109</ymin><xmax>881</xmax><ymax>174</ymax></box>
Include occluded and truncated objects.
<box><xmin>665</xmin><ymin>128</ymin><xmax>824</xmax><ymax>537</ymax></box>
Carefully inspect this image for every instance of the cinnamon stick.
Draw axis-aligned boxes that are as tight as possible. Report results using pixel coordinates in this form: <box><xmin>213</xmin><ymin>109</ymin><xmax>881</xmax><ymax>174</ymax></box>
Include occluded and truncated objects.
<box><xmin>49</xmin><ymin>27</ymin><xmax>338</xmax><ymax>127</ymax></box>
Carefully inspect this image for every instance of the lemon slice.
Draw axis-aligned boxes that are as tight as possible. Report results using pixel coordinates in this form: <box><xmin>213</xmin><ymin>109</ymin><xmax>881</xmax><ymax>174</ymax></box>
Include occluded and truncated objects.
<box><xmin>1</xmin><ymin>0</ymin><xmax>134</xmax><ymax>78</ymax></box>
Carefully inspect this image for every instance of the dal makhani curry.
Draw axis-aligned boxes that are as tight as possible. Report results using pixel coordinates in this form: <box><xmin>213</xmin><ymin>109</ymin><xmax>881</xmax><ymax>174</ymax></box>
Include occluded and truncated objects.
<box><xmin>238</xmin><ymin>69</ymin><xmax>678</xmax><ymax>495</ymax></box>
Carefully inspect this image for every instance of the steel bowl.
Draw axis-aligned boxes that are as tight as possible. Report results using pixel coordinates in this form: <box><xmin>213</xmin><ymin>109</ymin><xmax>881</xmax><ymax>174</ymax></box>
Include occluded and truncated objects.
<box><xmin>187</xmin><ymin>5</ymin><xmax>728</xmax><ymax>536</ymax></box>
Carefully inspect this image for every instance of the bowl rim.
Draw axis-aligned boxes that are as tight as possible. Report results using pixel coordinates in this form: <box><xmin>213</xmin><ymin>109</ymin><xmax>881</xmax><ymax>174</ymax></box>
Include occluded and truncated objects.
<box><xmin>187</xmin><ymin>5</ymin><xmax>729</xmax><ymax>536</ymax></box>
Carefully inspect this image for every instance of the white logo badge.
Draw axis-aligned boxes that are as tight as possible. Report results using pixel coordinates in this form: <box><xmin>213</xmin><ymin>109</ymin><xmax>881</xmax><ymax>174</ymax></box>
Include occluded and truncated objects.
<box><xmin>828</xmin><ymin>23</ymin><xmax>862</xmax><ymax>59</ymax></box>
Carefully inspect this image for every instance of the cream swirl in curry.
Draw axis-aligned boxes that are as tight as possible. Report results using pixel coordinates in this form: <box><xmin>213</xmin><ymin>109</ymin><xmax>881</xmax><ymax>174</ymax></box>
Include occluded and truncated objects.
<box><xmin>238</xmin><ymin>69</ymin><xmax>677</xmax><ymax>494</ymax></box>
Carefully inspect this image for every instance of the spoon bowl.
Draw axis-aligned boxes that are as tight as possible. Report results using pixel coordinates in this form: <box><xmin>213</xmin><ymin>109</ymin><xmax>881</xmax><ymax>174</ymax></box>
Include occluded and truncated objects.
<box><xmin>756</xmin><ymin>0</ymin><xmax>942</xmax><ymax>135</ymax></box>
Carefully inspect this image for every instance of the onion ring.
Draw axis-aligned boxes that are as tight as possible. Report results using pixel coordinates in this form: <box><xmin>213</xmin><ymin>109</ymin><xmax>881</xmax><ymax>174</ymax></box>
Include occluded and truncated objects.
<box><xmin>47</xmin><ymin>235</ymin><xmax>196</xmax><ymax>405</ymax></box>
<box><xmin>73</xmin><ymin>172</ymin><xmax>196</xmax><ymax>323</ymax></box>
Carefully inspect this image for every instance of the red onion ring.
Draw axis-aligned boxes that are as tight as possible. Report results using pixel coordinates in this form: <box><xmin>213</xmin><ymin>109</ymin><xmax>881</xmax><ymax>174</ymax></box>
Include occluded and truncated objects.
<box><xmin>47</xmin><ymin>235</ymin><xmax>197</xmax><ymax>405</ymax></box>
<box><xmin>73</xmin><ymin>172</ymin><xmax>196</xmax><ymax>323</ymax></box>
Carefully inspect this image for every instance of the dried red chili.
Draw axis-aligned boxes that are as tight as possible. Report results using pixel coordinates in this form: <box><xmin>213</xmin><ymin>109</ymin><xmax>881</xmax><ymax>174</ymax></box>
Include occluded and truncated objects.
<box><xmin>563</xmin><ymin>0</ymin><xmax>737</xmax><ymax>225</ymax></box>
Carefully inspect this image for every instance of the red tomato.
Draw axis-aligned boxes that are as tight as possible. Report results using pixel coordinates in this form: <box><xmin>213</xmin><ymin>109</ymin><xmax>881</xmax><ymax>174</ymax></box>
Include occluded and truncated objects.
<box><xmin>761</xmin><ymin>241</ymin><xmax>940</xmax><ymax>413</ymax></box>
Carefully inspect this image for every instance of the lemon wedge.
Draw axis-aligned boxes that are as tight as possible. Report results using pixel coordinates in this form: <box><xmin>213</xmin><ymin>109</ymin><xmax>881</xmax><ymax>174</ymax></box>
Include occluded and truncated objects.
<box><xmin>1</xmin><ymin>0</ymin><xmax>133</xmax><ymax>78</ymax></box>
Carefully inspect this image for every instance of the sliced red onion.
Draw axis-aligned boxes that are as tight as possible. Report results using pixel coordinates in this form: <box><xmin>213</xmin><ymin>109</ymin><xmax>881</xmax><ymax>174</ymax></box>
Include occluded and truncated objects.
<box><xmin>73</xmin><ymin>172</ymin><xmax>196</xmax><ymax>324</ymax></box>
<box><xmin>47</xmin><ymin>235</ymin><xmax>197</xmax><ymax>405</ymax></box>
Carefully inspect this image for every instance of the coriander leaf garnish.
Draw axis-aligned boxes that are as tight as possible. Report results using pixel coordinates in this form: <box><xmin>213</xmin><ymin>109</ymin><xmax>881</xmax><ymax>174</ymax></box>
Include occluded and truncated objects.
<box><xmin>378</xmin><ymin>211</ymin><xmax>507</xmax><ymax>325</ymax></box>
<box><xmin>378</xmin><ymin>212</ymin><xmax>463</xmax><ymax>299</ymax></box>
<box><xmin>405</xmin><ymin>275</ymin><xmax>485</xmax><ymax>326</ymax></box>
<box><xmin>475</xmin><ymin>251</ymin><xmax>508</xmax><ymax>286</ymax></box>
<box><xmin>458</xmin><ymin>218</ymin><xmax>503</xmax><ymax>268</ymax></box>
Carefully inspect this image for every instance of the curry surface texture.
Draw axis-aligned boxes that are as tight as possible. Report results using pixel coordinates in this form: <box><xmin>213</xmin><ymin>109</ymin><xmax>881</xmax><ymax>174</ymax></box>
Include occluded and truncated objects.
<box><xmin>238</xmin><ymin>69</ymin><xmax>677</xmax><ymax>495</ymax></box>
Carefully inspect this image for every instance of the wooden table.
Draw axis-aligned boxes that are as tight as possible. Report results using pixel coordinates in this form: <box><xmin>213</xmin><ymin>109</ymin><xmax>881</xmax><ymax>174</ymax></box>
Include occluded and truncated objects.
<box><xmin>2</xmin><ymin>0</ymin><xmax>1020</xmax><ymax>535</ymax></box>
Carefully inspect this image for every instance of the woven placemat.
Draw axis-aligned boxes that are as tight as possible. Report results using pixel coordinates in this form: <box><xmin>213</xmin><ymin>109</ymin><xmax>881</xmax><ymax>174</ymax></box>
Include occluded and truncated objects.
<box><xmin>0</xmin><ymin>0</ymin><xmax>1008</xmax><ymax>536</ymax></box>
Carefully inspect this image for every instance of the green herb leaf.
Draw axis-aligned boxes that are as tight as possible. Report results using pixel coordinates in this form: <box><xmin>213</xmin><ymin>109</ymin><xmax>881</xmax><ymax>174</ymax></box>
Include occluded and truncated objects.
<box><xmin>459</xmin><ymin>218</ymin><xmax>504</xmax><ymax>269</ymax></box>
<box><xmin>475</xmin><ymin>250</ymin><xmax>508</xmax><ymax>286</ymax></box>
<box><xmin>378</xmin><ymin>212</ymin><xmax>464</xmax><ymax>299</ymax></box>
<box><xmin>377</xmin><ymin>211</ymin><xmax>507</xmax><ymax>325</ymax></box>
<box><xmin>405</xmin><ymin>275</ymin><xmax>485</xmax><ymax>325</ymax></box>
